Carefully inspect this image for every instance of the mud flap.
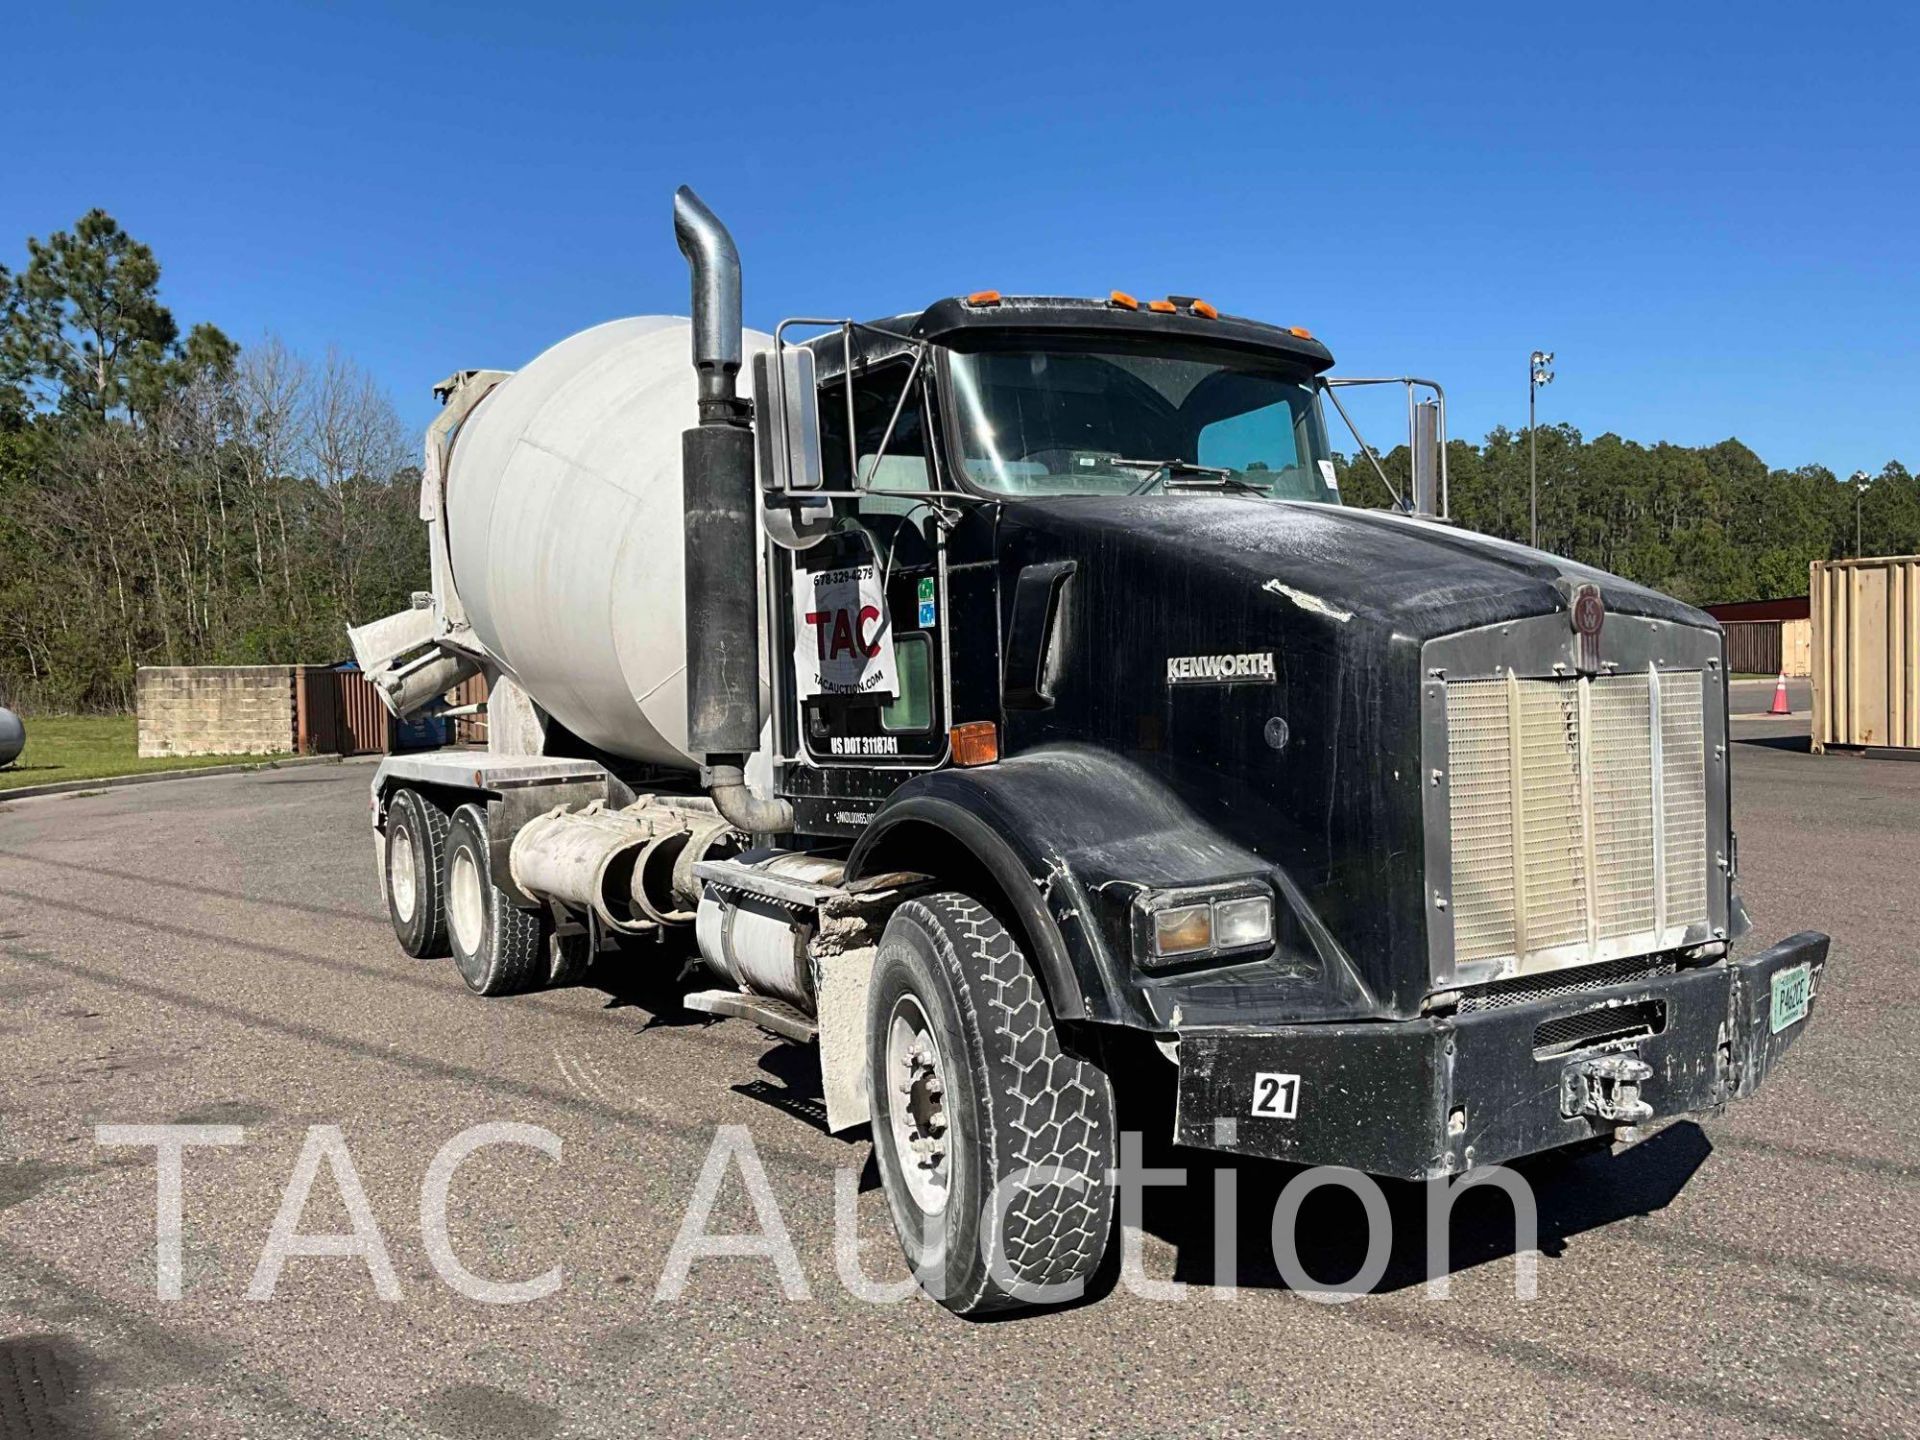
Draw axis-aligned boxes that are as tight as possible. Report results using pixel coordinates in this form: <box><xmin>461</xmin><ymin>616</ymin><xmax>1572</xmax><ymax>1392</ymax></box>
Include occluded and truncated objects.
<box><xmin>814</xmin><ymin>944</ymin><xmax>877</xmax><ymax>1133</ymax></box>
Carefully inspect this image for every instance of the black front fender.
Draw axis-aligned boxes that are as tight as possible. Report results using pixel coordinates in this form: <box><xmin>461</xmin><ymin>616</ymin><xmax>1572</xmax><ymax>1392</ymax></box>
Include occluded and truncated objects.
<box><xmin>846</xmin><ymin>745</ymin><xmax>1380</xmax><ymax>1029</ymax></box>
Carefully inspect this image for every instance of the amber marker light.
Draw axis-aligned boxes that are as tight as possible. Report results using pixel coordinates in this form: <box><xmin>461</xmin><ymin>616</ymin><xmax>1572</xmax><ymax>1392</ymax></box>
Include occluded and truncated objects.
<box><xmin>949</xmin><ymin>721</ymin><xmax>1000</xmax><ymax>767</ymax></box>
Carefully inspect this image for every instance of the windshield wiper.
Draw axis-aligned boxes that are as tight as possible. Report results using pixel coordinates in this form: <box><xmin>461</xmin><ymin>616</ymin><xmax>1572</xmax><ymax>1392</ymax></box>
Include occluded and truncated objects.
<box><xmin>1112</xmin><ymin>458</ymin><xmax>1263</xmax><ymax>496</ymax></box>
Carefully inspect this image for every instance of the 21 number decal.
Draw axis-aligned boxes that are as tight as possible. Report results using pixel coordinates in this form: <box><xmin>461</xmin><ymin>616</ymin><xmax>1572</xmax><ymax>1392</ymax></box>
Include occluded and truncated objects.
<box><xmin>1251</xmin><ymin>1072</ymin><xmax>1301</xmax><ymax>1120</ymax></box>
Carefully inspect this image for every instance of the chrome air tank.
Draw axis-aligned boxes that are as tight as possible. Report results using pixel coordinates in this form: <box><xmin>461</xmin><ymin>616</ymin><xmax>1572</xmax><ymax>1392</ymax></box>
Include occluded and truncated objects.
<box><xmin>443</xmin><ymin>317</ymin><xmax>773</xmax><ymax>767</ymax></box>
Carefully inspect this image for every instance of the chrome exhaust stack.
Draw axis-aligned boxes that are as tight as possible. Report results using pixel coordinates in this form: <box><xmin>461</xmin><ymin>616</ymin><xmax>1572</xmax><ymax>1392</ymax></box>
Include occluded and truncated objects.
<box><xmin>673</xmin><ymin>185</ymin><xmax>794</xmax><ymax>835</ymax></box>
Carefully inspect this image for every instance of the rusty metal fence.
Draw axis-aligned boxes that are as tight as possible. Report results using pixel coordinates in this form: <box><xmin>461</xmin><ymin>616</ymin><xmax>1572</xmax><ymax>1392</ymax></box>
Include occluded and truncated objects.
<box><xmin>449</xmin><ymin>672</ymin><xmax>490</xmax><ymax>746</ymax></box>
<box><xmin>294</xmin><ymin>667</ymin><xmax>490</xmax><ymax>756</ymax></box>
<box><xmin>295</xmin><ymin>667</ymin><xmax>390</xmax><ymax>755</ymax></box>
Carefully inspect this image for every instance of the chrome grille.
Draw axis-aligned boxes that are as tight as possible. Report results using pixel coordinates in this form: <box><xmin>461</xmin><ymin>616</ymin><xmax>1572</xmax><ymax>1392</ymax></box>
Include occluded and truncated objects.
<box><xmin>1661</xmin><ymin>678</ymin><xmax>1709</xmax><ymax>926</ymax></box>
<box><xmin>1446</xmin><ymin>670</ymin><xmax>1710</xmax><ymax>974</ymax></box>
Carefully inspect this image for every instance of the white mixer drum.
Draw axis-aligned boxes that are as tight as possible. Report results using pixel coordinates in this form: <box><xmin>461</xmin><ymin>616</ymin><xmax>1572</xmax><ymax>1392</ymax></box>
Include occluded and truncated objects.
<box><xmin>444</xmin><ymin>317</ymin><xmax>774</xmax><ymax>768</ymax></box>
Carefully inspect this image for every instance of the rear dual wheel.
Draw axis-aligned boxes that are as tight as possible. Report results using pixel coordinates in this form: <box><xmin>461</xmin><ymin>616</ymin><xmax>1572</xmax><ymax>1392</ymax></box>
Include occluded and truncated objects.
<box><xmin>384</xmin><ymin>787</ymin><xmax>450</xmax><ymax>958</ymax></box>
<box><xmin>444</xmin><ymin>803</ymin><xmax>549</xmax><ymax>997</ymax></box>
<box><xmin>383</xmin><ymin>787</ymin><xmax>586</xmax><ymax>994</ymax></box>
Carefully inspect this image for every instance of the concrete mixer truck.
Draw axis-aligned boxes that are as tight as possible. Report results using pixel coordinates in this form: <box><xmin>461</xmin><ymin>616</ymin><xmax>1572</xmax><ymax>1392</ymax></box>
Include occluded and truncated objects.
<box><xmin>350</xmin><ymin>186</ymin><xmax>1827</xmax><ymax>1314</ymax></box>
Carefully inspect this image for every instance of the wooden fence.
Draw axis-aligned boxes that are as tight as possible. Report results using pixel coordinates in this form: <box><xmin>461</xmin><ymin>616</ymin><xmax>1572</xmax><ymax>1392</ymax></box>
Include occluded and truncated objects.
<box><xmin>1723</xmin><ymin>621</ymin><xmax>1782</xmax><ymax>677</ymax></box>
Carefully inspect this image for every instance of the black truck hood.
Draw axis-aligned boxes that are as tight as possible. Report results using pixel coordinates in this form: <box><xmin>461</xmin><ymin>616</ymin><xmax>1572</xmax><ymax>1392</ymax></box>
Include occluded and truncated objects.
<box><xmin>989</xmin><ymin>496</ymin><xmax>1718</xmax><ymax>1023</ymax></box>
<box><xmin>999</xmin><ymin>495</ymin><xmax>1710</xmax><ymax>641</ymax></box>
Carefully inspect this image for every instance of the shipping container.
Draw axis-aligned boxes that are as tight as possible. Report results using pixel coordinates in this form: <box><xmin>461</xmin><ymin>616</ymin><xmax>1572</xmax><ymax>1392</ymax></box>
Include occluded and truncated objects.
<box><xmin>1810</xmin><ymin>555</ymin><xmax>1920</xmax><ymax>751</ymax></box>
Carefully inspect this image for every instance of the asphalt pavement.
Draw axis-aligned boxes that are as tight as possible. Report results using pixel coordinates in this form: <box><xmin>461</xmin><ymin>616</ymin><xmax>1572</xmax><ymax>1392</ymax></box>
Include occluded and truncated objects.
<box><xmin>1731</xmin><ymin>675</ymin><xmax>1813</xmax><ymax>715</ymax></box>
<box><xmin>0</xmin><ymin>730</ymin><xmax>1912</xmax><ymax>1438</ymax></box>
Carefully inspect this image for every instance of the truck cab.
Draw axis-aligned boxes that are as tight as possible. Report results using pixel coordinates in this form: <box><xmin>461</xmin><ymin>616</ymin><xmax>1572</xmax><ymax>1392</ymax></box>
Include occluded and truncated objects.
<box><xmin>774</xmin><ymin>294</ymin><xmax>1342</xmax><ymax>836</ymax></box>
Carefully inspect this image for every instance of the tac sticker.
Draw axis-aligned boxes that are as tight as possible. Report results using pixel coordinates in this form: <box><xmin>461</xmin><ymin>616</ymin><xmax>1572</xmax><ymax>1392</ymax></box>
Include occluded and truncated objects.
<box><xmin>1250</xmin><ymin>1072</ymin><xmax>1301</xmax><ymax>1120</ymax></box>
<box><xmin>916</xmin><ymin>576</ymin><xmax>935</xmax><ymax>603</ymax></box>
<box><xmin>793</xmin><ymin>562</ymin><xmax>899</xmax><ymax>699</ymax></box>
<box><xmin>1317</xmin><ymin>459</ymin><xmax>1338</xmax><ymax>491</ymax></box>
<box><xmin>917</xmin><ymin>600</ymin><xmax>937</xmax><ymax>626</ymax></box>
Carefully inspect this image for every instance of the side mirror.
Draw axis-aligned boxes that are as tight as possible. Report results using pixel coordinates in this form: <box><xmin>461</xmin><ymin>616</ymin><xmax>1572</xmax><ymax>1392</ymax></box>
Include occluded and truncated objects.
<box><xmin>752</xmin><ymin>347</ymin><xmax>823</xmax><ymax>493</ymax></box>
<box><xmin>751</xmin><ymin>346</ymin><xmax>832</xmax><ymax>550</ymax></box>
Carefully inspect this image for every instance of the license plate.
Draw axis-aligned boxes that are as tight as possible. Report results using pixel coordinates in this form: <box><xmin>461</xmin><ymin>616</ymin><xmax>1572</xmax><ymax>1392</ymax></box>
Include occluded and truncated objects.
<box><xmin>1770</xmin><ymin>963</ymin><xmax>1811</xmax><ymax>1033</ymax></box>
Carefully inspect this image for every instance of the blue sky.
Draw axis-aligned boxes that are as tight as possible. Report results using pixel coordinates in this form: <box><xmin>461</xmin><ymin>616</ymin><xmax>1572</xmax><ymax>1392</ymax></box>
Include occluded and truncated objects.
<box><xmin>4</xmin><ymin>1</ymin><xmax>1915</xmax><ymax>476</ymax></box>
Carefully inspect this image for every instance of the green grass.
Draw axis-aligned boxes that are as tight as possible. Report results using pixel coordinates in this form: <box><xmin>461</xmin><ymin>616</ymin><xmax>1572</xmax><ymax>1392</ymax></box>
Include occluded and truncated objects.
<box><xmin>0</xmin><ymin>714</ymin><xmax>293</xmax><ymax>791</ymax></box>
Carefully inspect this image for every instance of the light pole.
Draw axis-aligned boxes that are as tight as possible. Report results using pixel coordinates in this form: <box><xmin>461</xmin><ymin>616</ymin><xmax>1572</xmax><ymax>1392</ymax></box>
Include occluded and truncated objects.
<box><xmin>1529</xmin><ymin>350</ymin><xmax>1554</xmax><ymax>549</ymax></box>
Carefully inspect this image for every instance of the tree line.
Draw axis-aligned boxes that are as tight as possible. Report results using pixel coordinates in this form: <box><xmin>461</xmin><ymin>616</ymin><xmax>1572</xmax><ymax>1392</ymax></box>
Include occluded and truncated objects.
<box><xmin>1333</xmin><ymin>422</ymin><xmax>1916</xmax><ymax>606</ymax></box>
<box><xmin>4</xmin><ymin>210</ymin><xmax>1914</xmax><ymax>712</ymax></box>
<box><xmin>0</xmin><ymin>210</ymin><xmax>421</xmax><ymax>711</ymax></box>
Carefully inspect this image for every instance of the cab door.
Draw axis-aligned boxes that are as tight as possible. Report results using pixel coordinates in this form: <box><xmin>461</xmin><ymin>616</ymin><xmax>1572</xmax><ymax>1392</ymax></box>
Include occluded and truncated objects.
<box><xmin>778</xmin><ymin>356</ymin><xmax>952</xmax><ymax>833</ymax></box>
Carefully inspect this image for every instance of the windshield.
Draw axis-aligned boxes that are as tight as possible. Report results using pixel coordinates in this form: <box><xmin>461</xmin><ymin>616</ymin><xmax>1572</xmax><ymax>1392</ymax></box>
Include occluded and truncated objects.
<box><xmin>948</xmin><ymin>346</ymin><xmax>1338</xmax><ymax>502</ymax></box>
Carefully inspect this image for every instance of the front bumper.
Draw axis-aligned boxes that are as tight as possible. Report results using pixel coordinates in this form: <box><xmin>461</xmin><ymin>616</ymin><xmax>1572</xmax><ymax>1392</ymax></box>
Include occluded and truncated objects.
<box><xmin>1173</xmin><ymin>932</ymin><xmax>1828</xmax><ymax>1180</ymax></box>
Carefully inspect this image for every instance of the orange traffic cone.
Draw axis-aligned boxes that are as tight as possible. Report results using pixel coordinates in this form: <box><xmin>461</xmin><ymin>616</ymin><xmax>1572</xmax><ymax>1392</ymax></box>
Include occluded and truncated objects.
<box><xmin>1769</xmin><ymin>672</ymin><xmax>1791</xmax><ymax>715</ymax></box>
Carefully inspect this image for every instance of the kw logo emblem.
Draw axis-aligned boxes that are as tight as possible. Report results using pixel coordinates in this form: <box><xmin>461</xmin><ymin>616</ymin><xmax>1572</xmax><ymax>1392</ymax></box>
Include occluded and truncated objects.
<box><xmin>1570</xmin><ymin>583</ymin><xmax>1605</xmax><ymax>674</ymax></box>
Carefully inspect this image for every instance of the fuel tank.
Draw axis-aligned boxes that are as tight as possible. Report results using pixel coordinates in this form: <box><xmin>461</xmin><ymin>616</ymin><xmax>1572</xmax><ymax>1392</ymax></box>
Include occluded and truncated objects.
<box><xmin>443</xmin><ymin>317</ymin><xmax>773</xmax><ymax>767</ymax></box>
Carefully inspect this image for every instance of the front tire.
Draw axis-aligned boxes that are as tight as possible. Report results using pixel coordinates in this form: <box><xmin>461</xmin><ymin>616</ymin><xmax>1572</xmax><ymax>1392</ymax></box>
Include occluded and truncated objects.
<box><xmin>384</xmin><ymin>788</ymin><xmax>449</xmax><ymax>958</ymax></box>
<box><xmin>444</xmin><ymin>803</ymin><xmax>546</xmax><ymax>997</ymax></box>
<box><xmin>867</xmin><ymin>893</ymin><xmax>1116</xmax><ymax>1316</ymax></box>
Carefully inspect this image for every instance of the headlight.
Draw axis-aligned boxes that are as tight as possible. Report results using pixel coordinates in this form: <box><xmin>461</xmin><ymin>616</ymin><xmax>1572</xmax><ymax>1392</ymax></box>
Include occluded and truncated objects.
<box><xmin>1212</xmin><ymin>894</ymin><xmax>1275</xmax><ymax>949</ymax></box>
<box><xmin>1137</xmin><ymin>886</ymin><xmax>1275</xmax><ymax>967</ymax></box>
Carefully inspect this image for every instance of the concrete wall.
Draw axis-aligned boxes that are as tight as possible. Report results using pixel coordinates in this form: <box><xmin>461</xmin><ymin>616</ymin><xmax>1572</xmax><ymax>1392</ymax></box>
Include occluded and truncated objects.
<box><xmin>137</xmin><ymin>666</ymin><xmax>297</xmax><ymax>757</ymax></box>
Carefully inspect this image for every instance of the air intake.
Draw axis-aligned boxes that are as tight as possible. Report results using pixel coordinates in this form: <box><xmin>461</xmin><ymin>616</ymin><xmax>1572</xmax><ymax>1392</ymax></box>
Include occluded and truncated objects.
<box><xmin>1532</xmin><ymin>999</ymin><xmax>1667</xmax><ymax>1059</ymax></box>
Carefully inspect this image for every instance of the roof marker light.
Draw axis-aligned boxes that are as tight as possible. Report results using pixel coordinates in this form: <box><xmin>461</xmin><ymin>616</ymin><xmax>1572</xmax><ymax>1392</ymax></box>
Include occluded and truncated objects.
<box><xmin>965</xmin><ymin>290</ymin><xmax>1001</xmax><ymax>306</ymax></box>
<box><xmin>1191</xmin><ymin>300</ymin><xmax>1219</xmax><ymax>319</ymax></box>
<box><xmin>1288</xmin><ymin>325</ymin><xmax>1314</xmax><ymax>340</ymax></box>
<box><xmin>1109</xmin><ymin>290</ymin><xmax>1140</xmax><ymax>310</ymax></box>
<box><xmin>1148</xmin><ymin>299</ymin><xmax>1177</xmax><ymax>313</ymax></box>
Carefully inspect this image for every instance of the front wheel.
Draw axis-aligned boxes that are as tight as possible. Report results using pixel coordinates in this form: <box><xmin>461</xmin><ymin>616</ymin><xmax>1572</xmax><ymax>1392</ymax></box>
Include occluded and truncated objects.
<box><xmin>444</xmin><ymin>803</ymin><xmax>547</xmax><ymax>997</ymax></box>
<box><xmin>866</xmin><ymin>893</ymin><xmax>1116</xmax><ymax>1316</ymax></box>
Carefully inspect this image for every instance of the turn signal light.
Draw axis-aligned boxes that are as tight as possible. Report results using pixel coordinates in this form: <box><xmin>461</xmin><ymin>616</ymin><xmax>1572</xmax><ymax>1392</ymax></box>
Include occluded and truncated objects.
<box><xmin>1109</xmin><ymin>290</ymin><xmax>1140</xmax><ymax>310</ymax></box>
<box><xmin>950</xmin><ymin>721</ymin><xmax>1000</xmax><ymax>767</ymax></box>
<box><xmin>1153</xmin><ymin>904</ymin><xmax>1213</xmax><ymax>957</ymax></box>
<box><xmin>966</xmin><ymin>290</ymin><xmax>1002</xmax><ymax>306</ymax></box>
